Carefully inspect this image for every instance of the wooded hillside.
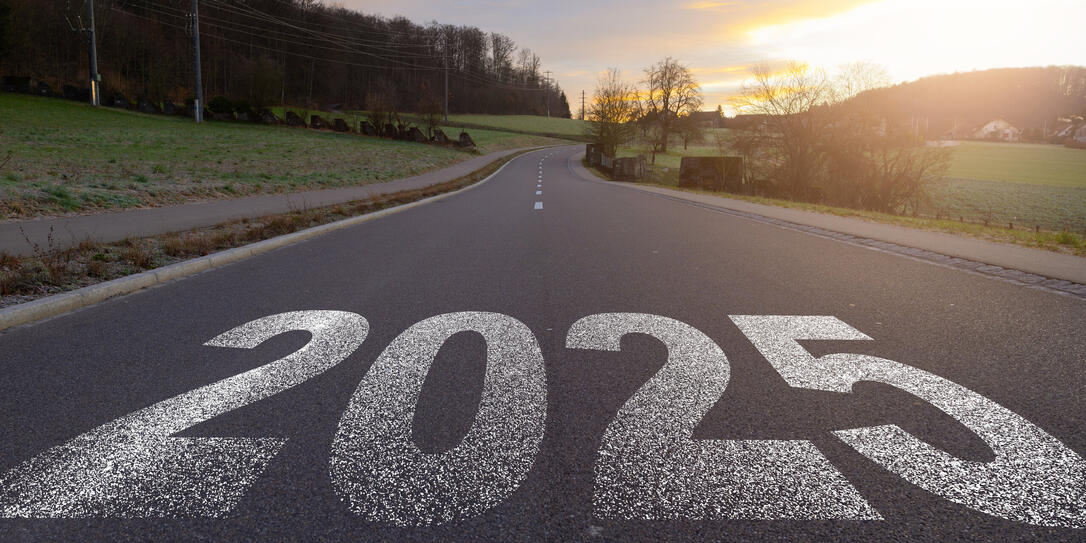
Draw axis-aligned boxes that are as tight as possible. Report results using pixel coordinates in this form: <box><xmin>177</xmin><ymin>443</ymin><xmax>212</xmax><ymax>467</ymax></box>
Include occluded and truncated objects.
<box><xmin>0</xmin><ymin>0</ymin><xmax>572</xmax><ymax>117</ymax></box>
<box><xmin>854</xmin><ymin>66</ymin><xmax>1086</xmax><ymax>138</ymax></box>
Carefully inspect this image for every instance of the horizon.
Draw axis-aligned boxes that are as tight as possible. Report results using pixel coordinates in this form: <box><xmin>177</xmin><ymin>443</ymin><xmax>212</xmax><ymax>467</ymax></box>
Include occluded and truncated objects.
<box><xmin>343</xmin><ymin>0</ymin><xmax>1086</xmax><ymax>115</ymax></box>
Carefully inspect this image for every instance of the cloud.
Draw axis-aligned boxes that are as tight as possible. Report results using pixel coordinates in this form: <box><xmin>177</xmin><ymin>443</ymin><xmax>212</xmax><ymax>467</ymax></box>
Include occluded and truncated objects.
<box><xmin>682</xmin><ymin>1</ymin><xmax>740</xmax><ymax>9</ymax></box>
<box><xmin>337</xmin><ymin>0</ymin><xmax>1086</xmax><ymax>113</ymax></box>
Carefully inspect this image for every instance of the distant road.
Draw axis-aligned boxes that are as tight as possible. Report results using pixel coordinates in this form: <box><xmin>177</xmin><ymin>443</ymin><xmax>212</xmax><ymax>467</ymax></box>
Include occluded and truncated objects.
<box><xmin>1</xmin><ymin>145</ymin><xmax>1083</xmax><ymax>541</ymax></box>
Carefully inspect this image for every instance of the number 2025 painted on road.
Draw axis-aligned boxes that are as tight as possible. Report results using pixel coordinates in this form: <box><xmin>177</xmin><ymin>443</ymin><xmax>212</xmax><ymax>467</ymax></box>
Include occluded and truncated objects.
<box><xmin>1</xmin><ymin>311</ymin><xmax>1083</xmax><ymax>527</ymax></box>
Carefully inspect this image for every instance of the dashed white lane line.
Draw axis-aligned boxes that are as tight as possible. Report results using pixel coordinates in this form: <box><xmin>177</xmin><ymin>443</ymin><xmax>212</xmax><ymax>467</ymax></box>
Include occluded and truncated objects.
<box><xmin>534</xmin><ymin>201</ymin><xmax>543</xmax><ymax>210</ymax></box>
<box><xmin>536</xmin><ymin>190</ymin><xmax>542</xmax><ymax>195</ymax></box>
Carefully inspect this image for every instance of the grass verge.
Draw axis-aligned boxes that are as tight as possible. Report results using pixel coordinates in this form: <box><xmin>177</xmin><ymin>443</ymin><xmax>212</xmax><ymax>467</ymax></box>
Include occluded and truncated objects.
<box><xmin>0</xmin><ymin>150</ymin><xmax>531</xmax><ymax>308</ymax></box>
<box><xmin>0</xmin><ymin>94</ymin><xmax>569</xmax><ymax>218</ymax></box>
<box><xmin>583</xmin><ymin>161</ymin><xmax>1086</xmax><ymax>257</ymax></box>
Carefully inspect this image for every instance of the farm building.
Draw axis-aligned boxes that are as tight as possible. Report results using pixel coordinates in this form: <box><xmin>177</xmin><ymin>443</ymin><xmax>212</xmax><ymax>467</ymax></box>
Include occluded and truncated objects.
<box><xmin>688</xmin><ymin>110</ymin><xmax>724</xmax><ymax>128</ymax></box>
<box><xmin>1075</xmin><ymin>125</ymin><xmax>1086</xmax><ymax>143</ymax></box>
<box><xmin>725</xmin><ymin>114</ymin><xmax>770</xmax><ymax>130</ymax></box>
<box><xmin>973</xmin><ymin>119</ymin><xmax>1021</xmax><ymax>142</ymax></box>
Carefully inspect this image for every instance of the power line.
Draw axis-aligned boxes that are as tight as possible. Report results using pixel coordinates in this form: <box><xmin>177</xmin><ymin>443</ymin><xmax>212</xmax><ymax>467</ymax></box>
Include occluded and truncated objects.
<box><xmin>112</xmin><ymin>8</ymin><xmax>429</xmax><ymax>71</ymax></box>
<box><xmin>203</xmin><ymin>0</ymin><xmax>439</xmax><ymax>67</ymax></box>
<box><xmin>112</xmin><ymin>3</ymin><xmax>551</xmax><ymax>99</ymax></box>
<box><xmin>132</xmin><ymin>0</ymin><xmax>438</xmax><ymax>57</ymax></box>
<box><xmin>270</xmin><ymin>0</ymin><xmax>433</xmax><ymax>40</ymax></box>
<box><xmin>130</xmin><ymin>1</ymin><xmax>441</xmax><ymax>63</ymax></box>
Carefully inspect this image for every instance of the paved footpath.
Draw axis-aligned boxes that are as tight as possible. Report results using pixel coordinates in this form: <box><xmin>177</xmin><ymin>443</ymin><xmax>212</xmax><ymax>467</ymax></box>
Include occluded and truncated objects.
<box><xmin>570</xmin><ymin>155</ymin><xmax>1086</xmax><ymax>287</ymax></box>
<box><xmin>0</xmin><ymin>147</ymin><xmax>531</xmax><ymax>257</ymax></box>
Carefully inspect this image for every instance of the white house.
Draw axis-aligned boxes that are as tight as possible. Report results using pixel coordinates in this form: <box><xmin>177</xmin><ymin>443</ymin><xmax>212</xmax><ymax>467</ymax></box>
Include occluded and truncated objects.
<box><xmin>973</xmin><ymin>119</ymin><xmax>1021</xmax><ymax>142</ymax></box>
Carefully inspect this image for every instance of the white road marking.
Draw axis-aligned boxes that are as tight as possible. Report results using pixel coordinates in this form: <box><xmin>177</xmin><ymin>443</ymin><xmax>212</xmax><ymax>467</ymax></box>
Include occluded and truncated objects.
<box><xmin>0</xmin><ymin>311</ymin><xmax>369</xmax><ymax>518</ymax></box>
<box><xmin>330</xmin><ymin>312</ymin><xmax>547</xmax><ymax>526</ymax></box>
<box><xmin>536</xmin><ymin>190</ymin><xmax>542</xmax><ymax>195</ymax></box>
<box><xmin>534</xmin><ymin>201</ymin><xmax>543</xmax><ymax>210</ymax></box>
<box><xmin>731</xmin><ymin>315</ymin><xmax>1086</xmax><ymax>528</ymax></box>
<box><xmin>567</xmin><ymin>313</ymin><xmax>879</xmax><ymax>521</ymax></box>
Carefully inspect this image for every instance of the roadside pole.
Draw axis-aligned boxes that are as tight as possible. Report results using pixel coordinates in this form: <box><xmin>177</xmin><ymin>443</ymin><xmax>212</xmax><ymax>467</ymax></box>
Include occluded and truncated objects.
<box><xmin>444</xmin><ymin>45</ymin><xmax>449</xmax><ymax>123</ymax></box>
<box><xmin>86</xmin><ymin>0</ymin><xmax>100</xmax><ymax>106</ymax></box>
<box><xmin>543</xmin><ymin>70</ymin><xmax>552</xmax><ymax>117</ymax></box>
<box><xmin>191</xmin><ymin>0</ymin><xmax>204</xmax><ymax>123</ymax></box>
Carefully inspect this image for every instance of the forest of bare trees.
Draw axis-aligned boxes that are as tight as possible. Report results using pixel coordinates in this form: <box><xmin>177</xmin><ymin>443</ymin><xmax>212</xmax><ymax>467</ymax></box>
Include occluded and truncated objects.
<box><xmin>0</xmin><ymin>0</ymin><xmax>571</xmax><ymax>116</ymax></box>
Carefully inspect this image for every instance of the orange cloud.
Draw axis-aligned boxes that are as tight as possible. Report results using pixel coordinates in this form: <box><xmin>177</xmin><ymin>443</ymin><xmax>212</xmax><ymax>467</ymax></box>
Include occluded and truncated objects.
<box><xmin>705</xmin><ymin>0</ymin><xmax>880</xmax><ymax>39</ymax></box>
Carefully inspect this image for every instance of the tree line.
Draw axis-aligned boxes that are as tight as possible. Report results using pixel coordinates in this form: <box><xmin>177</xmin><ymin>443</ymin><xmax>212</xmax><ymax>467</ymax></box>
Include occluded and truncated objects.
<box><xmin>587</xmin><ymin>59</ymin><xmax>952</xmax><ymax>215</ymax></box>
<box><xmin>0</xmin><ymin>0</ymin><xmax>571</xmax><ymax>117</ymax></box>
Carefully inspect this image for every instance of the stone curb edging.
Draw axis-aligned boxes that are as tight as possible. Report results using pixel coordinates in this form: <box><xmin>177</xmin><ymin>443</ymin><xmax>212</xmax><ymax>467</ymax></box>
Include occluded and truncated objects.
<box><xmin>567</xmin><ymin>153</ymin><xmax>1086</xmax><ymax>301</ymax></box>
<box><xmin>0</xmin><ymin>149</ymin><xmax>529</xmax><ymax>333</ymax></box>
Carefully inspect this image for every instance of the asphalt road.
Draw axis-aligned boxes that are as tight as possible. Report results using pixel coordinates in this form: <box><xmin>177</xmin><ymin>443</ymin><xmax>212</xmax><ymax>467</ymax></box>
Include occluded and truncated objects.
<box><xmin>1</xmin><ymin>145</ymin><xmax>1084</xmax><ymax>541</ymax></box>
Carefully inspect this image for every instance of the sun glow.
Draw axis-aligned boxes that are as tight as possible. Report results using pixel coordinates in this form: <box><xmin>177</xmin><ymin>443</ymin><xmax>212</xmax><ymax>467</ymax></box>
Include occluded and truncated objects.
<box><xmin>744</xmin><ymin>0</ymin><xmax>1086</xmax><ymax>85</ymax></box>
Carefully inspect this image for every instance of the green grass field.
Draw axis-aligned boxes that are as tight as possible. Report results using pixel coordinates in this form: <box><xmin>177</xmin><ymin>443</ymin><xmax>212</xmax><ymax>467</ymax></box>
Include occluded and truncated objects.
<box><xmin>271</xmin><ymin>107</ymin><xmax>587</xmax><ymax>141</ymax></box>
<box><xmin>945</xmin><ymin>141</ymin><xmax>1086</xmax><ymax>188</ymax></box>
<box><xmin>443</xmin><ymin>114</ymin><xmax>588</xmax><ymax>138</ymax></box>
<box><xmin>0</xmin><ymin>94</ymin><xmax>568</xmax><ymax>217</ymax></box>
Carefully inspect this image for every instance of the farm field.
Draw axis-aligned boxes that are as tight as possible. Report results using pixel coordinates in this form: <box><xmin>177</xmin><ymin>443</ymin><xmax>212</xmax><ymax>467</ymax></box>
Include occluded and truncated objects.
<box><xmin>442</xmin><ymin>114</ymin><xmax>588</xmax><ymax>138</ymax></box>
<box><xmin>273</xmin><ymin>107</ymin><xmax>587</xmax><ymax>140</ymax></box>
<box><xmin>615</xmin><ymin>133</ymin><xmax>1086</xmax><ymax>232</ymax></box>
<box><xmin>0</xmin><ymin>94</ymin><xmax>568</xmax><ymax>218</ymax></box>
<box><xmin>944</xmin><ymin>141</ymin><xmax>1086</xmax><ymax>188</ymax></box>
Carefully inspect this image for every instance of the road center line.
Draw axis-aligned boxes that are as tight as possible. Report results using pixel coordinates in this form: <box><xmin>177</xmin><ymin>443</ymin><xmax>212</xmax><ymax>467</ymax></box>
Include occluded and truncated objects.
<box><xmin>534</xmin><ymin>201</ymin><xmax>543</xmax><ymax>210</ymax></box>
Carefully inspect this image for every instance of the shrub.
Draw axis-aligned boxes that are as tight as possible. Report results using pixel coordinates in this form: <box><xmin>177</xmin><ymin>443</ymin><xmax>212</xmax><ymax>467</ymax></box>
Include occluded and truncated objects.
<box><xmin>208</xmin><ymin>96</ymin><xmax>234</xmax><ymax>115</ymax></box>
<box><xmin>122</xmin><ymin>243</ymin><xmax>154</xmax><ymax>269</ymax></box>
<box><xmin>86</xmin><ymin>258</ymin><xmax>107</xmax><ymax>278</ymax></box>
<box><xmin>232</xmin><ymin>99</ymin><xmax>253</xmax><ymax>116</ymax></box>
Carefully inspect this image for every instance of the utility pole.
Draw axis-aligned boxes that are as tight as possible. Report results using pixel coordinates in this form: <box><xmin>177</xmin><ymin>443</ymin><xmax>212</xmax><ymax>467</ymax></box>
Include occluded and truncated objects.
<box><xmin>443</xmin><ymin>45</ymin><xmax>449</xmax><ymax>123</ymax></box>
<box><xmin>581</xmin><ymin>90</ymin><xmax>585</xmax><ymax>121</ymax></box>
<box><xmin>190</xmin><ymin>0</ymin><xmax>204</xmax><ymax>123</ymax></box>
<box><xmin>65</xmin><ymin>0</ymin><xmax>100</xmax><ymax>105</ymax></box>
<box><xmin>543</xmin><ymin>70</ymin><xmax>552</xmax><ymax>117</ymax></box>
<box><xmin>86</xmin><ymin>0</ymin><xmax>100</xmax><ymax>105</ymax></box>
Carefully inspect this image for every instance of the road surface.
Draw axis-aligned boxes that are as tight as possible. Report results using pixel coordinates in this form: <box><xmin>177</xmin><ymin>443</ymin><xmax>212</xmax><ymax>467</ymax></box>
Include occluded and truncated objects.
<box><xmin>1</xmin><ymin>145</ymin><xmax>1084</xmax><ymax>541</ymax></box>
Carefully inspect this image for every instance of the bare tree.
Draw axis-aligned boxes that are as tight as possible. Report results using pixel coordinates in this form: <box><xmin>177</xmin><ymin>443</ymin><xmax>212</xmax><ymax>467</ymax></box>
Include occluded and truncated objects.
<box><xmin>489</xmin><ymin>33</ymin><xmax>515</xmax><ymax>82</ymax></box>
<box><xmin>730</xmin><ymin>62</ymin><xmax>835</xmax><ymax>199</ymax></box>
<box><xmin>823</xmin><ymin>62</ymin><xmax>949</xmax><ymax>212</ymax></box>
<box><xmin>834</xmin><ymin>61</ymin><xmax>891</xmax><ymax>101</ymax></box>
<box><xmin>366</xmin><ymin>79</ymin><xmax>397</xmax><ymax>132</ymax></box>
<box><xmin>642</xmin><ymin>57</ymin><xmax>703</xmax><ymax>154</ymax></box>
<box><xmin>417</xmin><ymin>84</ymin><xmax>443</xmax><ymax>139</ymax></box>
<box><xmin>676</xmin><ymin>113</ymin><xmax>705</xmax><ymax>150</ymax></box>
<box><xmin>586</xmin><ymin>69</ymin><xmax>638</xmax><ymax>157</ymax></box>
<box><xmin>731</xmin><ymin>60</ymin><xmax>947</xmax><ymax>209</ymax></box>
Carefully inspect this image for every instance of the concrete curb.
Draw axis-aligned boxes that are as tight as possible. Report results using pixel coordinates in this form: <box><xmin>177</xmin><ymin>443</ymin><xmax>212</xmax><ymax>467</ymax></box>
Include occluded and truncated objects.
<box><xmin>0</xmin><ymin>149</ymin><xmax>532</xmax><ymax>333</ymax></box>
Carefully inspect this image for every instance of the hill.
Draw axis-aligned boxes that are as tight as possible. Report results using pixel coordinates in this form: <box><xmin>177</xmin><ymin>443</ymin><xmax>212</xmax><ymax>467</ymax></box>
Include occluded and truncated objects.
<box><xmin>855</xmin><ymin>66</ymin><xmax>1086</xmax><ymax>139</ymax></box>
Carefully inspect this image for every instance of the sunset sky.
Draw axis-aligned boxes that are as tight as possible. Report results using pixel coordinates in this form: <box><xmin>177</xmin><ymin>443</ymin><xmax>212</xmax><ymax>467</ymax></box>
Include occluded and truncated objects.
<box><xmin>344</xmin><ymin>0</ymin><xmax>1086</xmax><ymax>115</ymax></box>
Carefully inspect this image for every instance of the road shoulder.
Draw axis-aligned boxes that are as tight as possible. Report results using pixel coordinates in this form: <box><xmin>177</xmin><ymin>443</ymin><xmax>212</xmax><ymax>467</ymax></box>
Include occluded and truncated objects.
<box><xmin>0</xmin><ymin>148</ymin><xmax>541</xmax><ymax>333</ymax></box>
<box><xmin>569</xmin><ymin>152</ymin><xmax>1086</xmax><ymax>293</ymax></box>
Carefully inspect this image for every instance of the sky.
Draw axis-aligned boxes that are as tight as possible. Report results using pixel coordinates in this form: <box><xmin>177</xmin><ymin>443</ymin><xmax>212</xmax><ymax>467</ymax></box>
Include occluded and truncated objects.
<box><xmin>341</xmin><ymin>0</ymin><xmax>1086</xmax><ymax>115</ymax></box>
